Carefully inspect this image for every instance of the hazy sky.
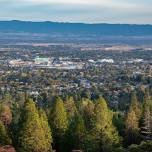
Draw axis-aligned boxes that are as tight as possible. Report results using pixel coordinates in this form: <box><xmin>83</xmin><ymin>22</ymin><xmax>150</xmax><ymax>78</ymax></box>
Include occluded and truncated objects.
<box><xmin>0</xmin><ymin>0</ymin><xmax>152</xmax><ymax>24</ymax></box>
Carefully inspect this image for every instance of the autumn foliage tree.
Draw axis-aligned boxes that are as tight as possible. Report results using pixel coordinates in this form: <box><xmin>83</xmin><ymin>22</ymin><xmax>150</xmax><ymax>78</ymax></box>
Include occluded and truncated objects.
<box><xmin>125</xmin><ymin>92</ymin><xmax>141</xmax><ymax>146</ymax></box>
<box><xmin>0</xmin><ymin>103</ymin><xmax>12</xmax><ymax>127</ymax></box>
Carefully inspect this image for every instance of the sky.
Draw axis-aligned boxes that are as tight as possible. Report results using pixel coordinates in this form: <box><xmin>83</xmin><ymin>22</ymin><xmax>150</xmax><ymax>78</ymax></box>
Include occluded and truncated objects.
<box><xmin>0</xmin><ymin>0</ymin><xmax>152</xmax><ymax>24</ymax></box>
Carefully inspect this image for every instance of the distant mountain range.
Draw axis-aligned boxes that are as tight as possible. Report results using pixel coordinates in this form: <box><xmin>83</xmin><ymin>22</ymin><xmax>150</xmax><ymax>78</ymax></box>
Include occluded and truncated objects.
<box><xmin>0</xmin><ymin>20</ymin><xmax>152</xmax><ymax>36</ymax></box>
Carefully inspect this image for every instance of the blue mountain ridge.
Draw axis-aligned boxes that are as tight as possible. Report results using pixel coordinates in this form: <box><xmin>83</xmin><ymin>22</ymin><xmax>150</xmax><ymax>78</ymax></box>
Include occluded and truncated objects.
<box><xmin>0</xmin><ymin>20</ymin><xmax>152</xmax><ymax>36</ymax></box>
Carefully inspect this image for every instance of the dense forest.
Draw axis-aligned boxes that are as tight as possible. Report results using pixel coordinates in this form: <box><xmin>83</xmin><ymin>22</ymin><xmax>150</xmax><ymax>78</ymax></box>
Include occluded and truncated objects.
<box><xmin>0</xmin><ymin>89</ymin><xmax>152</xmax><ymax>152</ymax></box>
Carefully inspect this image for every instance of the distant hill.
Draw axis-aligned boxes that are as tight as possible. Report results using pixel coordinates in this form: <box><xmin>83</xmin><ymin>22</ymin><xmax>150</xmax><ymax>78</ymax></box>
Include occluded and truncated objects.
<box><xmin>0</xmin><ymin>20</ymin><xmax>152</xmax><ymax>36</ymax></box>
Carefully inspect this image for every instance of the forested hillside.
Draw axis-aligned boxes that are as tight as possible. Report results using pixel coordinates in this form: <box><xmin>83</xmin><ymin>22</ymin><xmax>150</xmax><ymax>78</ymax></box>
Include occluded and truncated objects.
<box><xmin>0</xmin><ymin>89</ymin><xmax>152</xmax><ymax>152</ymax></box>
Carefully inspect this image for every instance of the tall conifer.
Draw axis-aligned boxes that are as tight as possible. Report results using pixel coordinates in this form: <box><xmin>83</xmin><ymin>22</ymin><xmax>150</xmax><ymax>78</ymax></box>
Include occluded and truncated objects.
<box><xmin>18</xmin><ymin>99</ymin><xmax>52</xmax><ymax>152</ymax></box>
<box><xmin>49</xmin><ymin>96</ymin><xmax>68</xmax><ymax>152</ymax></box>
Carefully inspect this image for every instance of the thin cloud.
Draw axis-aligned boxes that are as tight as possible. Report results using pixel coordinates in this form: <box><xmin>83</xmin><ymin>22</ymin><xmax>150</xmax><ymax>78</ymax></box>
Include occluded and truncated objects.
<box><xmin>16</xmin><ymin>0</ymin><xmax>152</xmax><ymax>12</ymax></box>
<box><xmin>0</xmin><ymin>0</ymin><xmax>152</xmax><ymax>24</ymax></box>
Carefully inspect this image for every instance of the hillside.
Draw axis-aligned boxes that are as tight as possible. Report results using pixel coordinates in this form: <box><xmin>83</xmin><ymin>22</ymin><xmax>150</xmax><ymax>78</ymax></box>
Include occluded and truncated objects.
<box><xmin>0</xmin><ymin>20</ymin><xmax>152</xmax><ymax>36</ymax></box>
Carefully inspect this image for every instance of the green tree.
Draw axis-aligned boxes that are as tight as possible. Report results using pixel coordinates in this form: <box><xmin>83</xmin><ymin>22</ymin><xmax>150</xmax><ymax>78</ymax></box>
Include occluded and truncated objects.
<box><xmin>144</xmin><ymin>87</ymin><xmax>150</xmax><ymax>100</ymax></box>
<box><xmin>125</xmin><ymin>109</ymin><xmax>140</xmax><ymax>146</ymax></box>
<box><xmin>139</xmin><ymin>141</ymin><xmax>152</xmax><ymax>152</ymax></box>
<box><xmin>66</xmin><ymin>114</ymin><xmax>86</xmax><ymax>152</ymax></box>
<box><xmin>64</xmin><ymin>96</ymin><xmax>77</xmax><ymax>122</ymax></box>
<box><xmin>0</xmin><ymin>103</ymin><xmax>12</xmax><ymax>127</ymax></box>
<box><xmin>82</xmin><ymin>99</ymin><xmax>95</xmax><ymax>131</ymax></box>
<box><xmin>141</xmin><ymin>99</ymin><xmax>152</xmax><ymax>139</ymax></box>
<box><xmin>49</xmin><ymin>96</ymin><xmax>68</xmax><ymax>152</ymax></box>
<box><xmin>113</xmin><ymin>112</ymin><xmax>125</xmax><ymax>136</ymax></box>
<box><xmin>130</xmin><ymin>92</ymin><xmax>141</xmax><ymax>120</ymax></box>
<box><xmin>81</xmin><ymin>89</ymin><xmax>91</xmax><ymax>99</ymax></box>
<box><xmin>127</xmin><ymin>141</ymin><xmax>152</xmax><ymax>152</ymax></box>
<box><xmin>0</xmin><ymin>120</ymin><xmax>11</xmax><ymax>145</ymax></box>
<box><xmin>127</xmin><ymin>144</ymin><xmax>141</xmax><ymax>152</ymax></box>
<box><xmin>2</xmin><ymin>93</ymin><xmax>13</xmax><ymax>104</ymax></box>
<box><xmin>93</xmin><ymin>97</ymin><xmax>120</xmax><ymax>151</ymax></box>
<box><xmin>39</xmin><ymin>109</ymin><xmax>53</xmax><ymax>152</ymax></box>
<box><xmin>17</xmin><ymin>99</ymin><xmax>52</xmax><ymax>152</ymax></box>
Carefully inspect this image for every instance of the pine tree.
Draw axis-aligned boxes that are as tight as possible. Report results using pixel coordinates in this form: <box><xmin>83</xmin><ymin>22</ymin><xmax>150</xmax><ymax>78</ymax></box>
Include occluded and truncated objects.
<box><xmin>0</xmin><ymin>120</ymin><xmax>11</xmax><ymax>145</ymax></box>
<box><xmin>17</xmin><ymin>98</ymin><xmax>52</xmax><ymax>152</ymax></box>
<box><xmin>0</xmin><ymin>103</ymin><xmax>12</xmax><ymax>127</ymax></box>
<box><xmin>144</xmin><ymin>87</ymin><xmax>150</xmax><ymax>100</ymax></box>
<box><xmin>124</xmin><ymin>92</ymin><xmax>142</xmax><ymax>146</ymax></box>
<box><xmin>67</xmin><ymin>114</ymin><xmax>86</xmax><ymax>152</ymax></box>
<box><xmin>82</xmin><ymin>100</ymin><xmax>95</xmax><ymax>131</ymax></box>
<box><xmin>49</xmin><ymin>96</ymin><xmax>68</xmax><ymax>152</ymax></box>
<box><xmin>2</xmin><ymin>93</ymin><xmax>13</xmax><ymax>104</ymax></box>
<box><xmin>94</xmin><ymin>97</ymin><xmax>109</xmax><ymax>130</ymax></box>
<box><xmin>141</xmin><ymin>99</ymin><xmax>152</xmax><ymax>140</ymax></box>
<box><xmin>93</xmin><ymin>97</ymin><xmax>120</xmax><ymax>151</ymax></box>
<box><xmin>39</xmin><ymin>109</ymin><xmax>53</xmax><ymax>152</ymax></box>
<box><xmin>130</xmin><ymin>92</ymin><xmax>141</xmax><ymax>120</ymax></box>
<box><xmin>64</xmin><ymin>96</ymin><xmax>77</xmax><ymax>122</ymax></box>
<box><xmin>125</xmin><ymin>109</ymin><xmax>140</xmax><ymax>146</ymax></box>
<box><xmin>141</xmin><ymin>106</ymin><xmax>152</xmax><ymax>139</ymax></box>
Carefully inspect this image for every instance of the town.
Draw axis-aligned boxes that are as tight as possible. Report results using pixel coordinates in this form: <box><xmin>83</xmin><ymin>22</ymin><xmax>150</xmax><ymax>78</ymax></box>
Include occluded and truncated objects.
<box><xmin>0</xmin><ymin>43</ymin><xmax>151</xmax><ymax>111</ymax></box>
